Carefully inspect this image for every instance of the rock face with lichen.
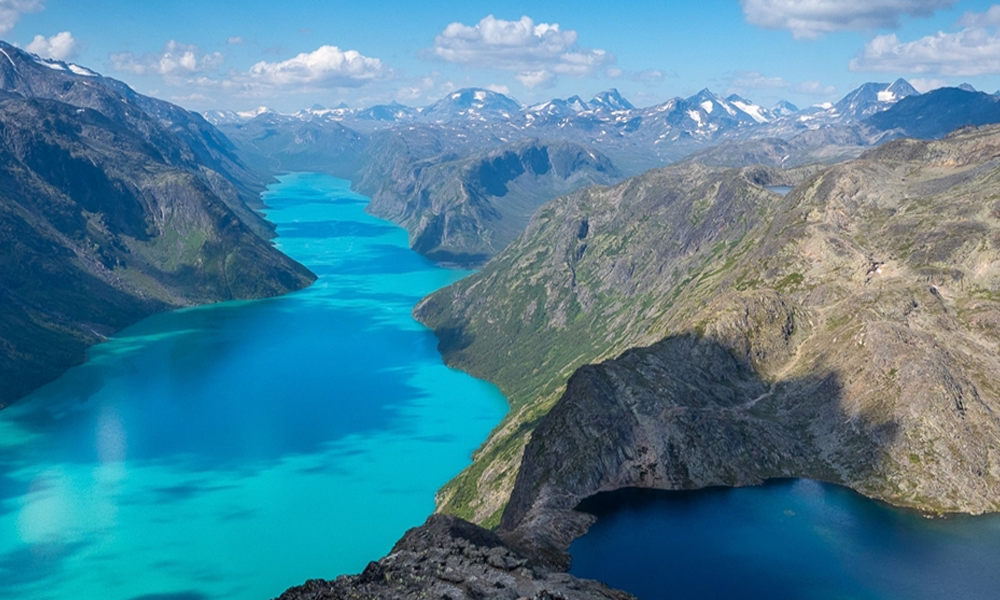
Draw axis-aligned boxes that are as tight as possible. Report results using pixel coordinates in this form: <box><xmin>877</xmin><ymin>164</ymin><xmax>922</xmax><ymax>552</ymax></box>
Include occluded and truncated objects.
<box><xmin>416</xmin><ymin>124</ymin><xmax>1000</xmax><ymax>539</ymax></box>
<box><xmin>273</xmin><ymin>515</ymin><xmax>634</xmax><ymax>600</ymax></box>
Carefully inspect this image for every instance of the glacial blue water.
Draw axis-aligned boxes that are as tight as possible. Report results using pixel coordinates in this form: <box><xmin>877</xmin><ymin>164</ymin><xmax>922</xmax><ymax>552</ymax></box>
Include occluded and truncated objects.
<box><xmin>0</xmin><ymin>173</ymin><xmax>508</xmax><ymax>600</ymax></box>
<box><xmin>569</xmin><ymin>480</ymin><xmax>1000</xmax><ymax>600</ymax></box>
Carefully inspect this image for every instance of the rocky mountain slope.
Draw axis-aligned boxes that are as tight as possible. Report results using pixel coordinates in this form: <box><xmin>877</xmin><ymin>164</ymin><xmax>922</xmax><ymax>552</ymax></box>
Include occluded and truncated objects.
<box><xmin>273</xmin><ymin>515</ymin><xmax>633</xmax><ymax>600</ymax></box>
<box><xmin>867</xmin><ymin>87</ymin><xmax>1000</xmax><ymax>140</ymax></box>
<box><xmin>415</xmin><ymin>125</ymin><xmax>1000</xmax><ymax>534</ymax></box>
<box><xmin>359</xmin><ymin>139</ymin><xmax>622</xmax><ymax>265</ymax></box>
<box><xmin>0</xmin><ymin>45</ymin><xmax>315</xmax><ymax>405</ymax></box>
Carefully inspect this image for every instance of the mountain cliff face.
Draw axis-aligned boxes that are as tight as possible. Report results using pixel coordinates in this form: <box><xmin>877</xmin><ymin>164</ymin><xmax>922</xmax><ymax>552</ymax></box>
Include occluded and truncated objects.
<box><xmin>361</xmin><ymin>139</ymin><xmax>622</xmax><ymax>264</ymax></box>
<box><xmin>415</xmin><ymin>125</ymin><xmax>1000</xmax><ymax>533</ymax></box>
<box><xmin>0</xmin><ymin>46</ymin><xmax>315</xmax><ymax>406</ymax></box>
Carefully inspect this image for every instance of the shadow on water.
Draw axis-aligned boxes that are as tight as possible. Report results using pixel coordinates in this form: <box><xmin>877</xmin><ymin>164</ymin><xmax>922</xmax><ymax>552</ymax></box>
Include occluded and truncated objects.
<box><xmin>0</xmin><ymin>540</ymin><xmax>91</xmax><ymax>593</ymax></box>
<box><xmin>0</xmin><ymin>300</ymin><xmax>433</xmax><ymax>470</ymax></box>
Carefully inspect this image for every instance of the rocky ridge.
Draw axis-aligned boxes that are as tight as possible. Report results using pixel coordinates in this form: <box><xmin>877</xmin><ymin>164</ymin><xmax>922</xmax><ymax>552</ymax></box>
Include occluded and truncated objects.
<box><xmin>274</xmin><ymin>515</ymin><xmax>633</xmax><ymax>600</ymax></box>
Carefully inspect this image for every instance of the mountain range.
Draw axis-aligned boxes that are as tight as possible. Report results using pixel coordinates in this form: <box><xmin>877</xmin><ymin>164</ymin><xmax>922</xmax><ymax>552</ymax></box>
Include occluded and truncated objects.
<box><xmin>214</xmin><ymin>78</ymin><xmax>1000</xmax><ymax>269</ymax></box>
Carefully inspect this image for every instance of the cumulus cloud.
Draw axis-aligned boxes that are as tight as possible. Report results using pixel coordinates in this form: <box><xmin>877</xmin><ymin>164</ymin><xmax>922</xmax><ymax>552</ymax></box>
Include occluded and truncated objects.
<box><xmin>246</xmin><ymin>45</ymin><xmax>385</xmax><ymax>87</ymax></box>
<box><xmin>227</xmin><ymin>36</ymin><xmax>245</xmax><ymax>45</ymax></box>
<box><xmin>429</xmin><ymin>14</ymin><xmax>614</xmax><ymax>88</ymax></box>
<box><xmin>956</xmin><ymin>5</ymin><xmax>1000</xmax><ymax>27</ymax></box>
<box><xmin>25</xmin><ymin>31</ymin><xmax>77</xmax><ymax>60</ymax></box>
<box><xmin>0</xmin><ymin>0</ymin><xmax>43</xmax><ymax>35</ymax></box>
<box><xmin>850</xmin><ymin>28</ymin><xmax>1000</xmax><ymax>75</ymax></box>
<box><xmin>741</xmin><ymin>0</ymin><xmax>956</xmax><ymax>39</ymax></box>
<box><xmin>110</xmin><ymin>40</ymin><xmax>223</xmax><ymax>77</ymax></box>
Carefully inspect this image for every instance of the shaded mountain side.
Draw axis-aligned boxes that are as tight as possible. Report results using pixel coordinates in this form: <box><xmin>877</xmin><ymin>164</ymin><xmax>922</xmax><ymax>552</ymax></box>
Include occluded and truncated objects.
<box><xmin>362</xmin><ymin>139</ymin><xmax>623</xmax><ymax>265</ymax></box>
<box><xmin>415</xmin><ymin>125</ymin><xmax>1000</xmax><ymax>528</ymax></box>
<box><xmin>273</xmin><ymin>514</ymin><xmax>634</xmax><ymax>600</ymax></box>
<box><xmin>0</xmin><ymin>94</ymin><xmax>314</xmax><ymax>406</ymax></box>
<box><xmin>865</xmin><ymin>87</ymin><xmax>1000</xmax><ymax>140</ymax></box>
<box><xmin>0</xmin><ymin>41</ymin><xmax>272</xmax><ymax>238</ymax></box>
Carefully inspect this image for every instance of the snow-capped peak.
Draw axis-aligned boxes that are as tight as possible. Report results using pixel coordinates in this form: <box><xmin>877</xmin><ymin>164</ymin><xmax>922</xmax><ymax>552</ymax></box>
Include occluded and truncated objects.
<box><xmin>589</xmin><ymin>88</ymin><xmax>634</xmax><ymax>111</ymax></box>
<box><xmin>237</xmin><ymin>106</ymin><xmax>275</xmax><ymax>119</ymax></box>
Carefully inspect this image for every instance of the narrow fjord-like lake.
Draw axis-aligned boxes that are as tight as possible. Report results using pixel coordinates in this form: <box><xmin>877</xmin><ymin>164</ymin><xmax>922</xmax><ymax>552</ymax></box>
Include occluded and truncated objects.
<box><xmin>0</xmin><ymin>173</ymin><xmax>507</xmax><ymax>600</ymax></box>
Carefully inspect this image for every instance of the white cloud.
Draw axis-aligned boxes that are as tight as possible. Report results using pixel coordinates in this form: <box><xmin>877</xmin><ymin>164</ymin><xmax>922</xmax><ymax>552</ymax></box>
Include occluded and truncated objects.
<box><xmin>25</xmin><ymin>31</ymin><xmax>77</xmax><ymax>60</ymax></box>
<box><xmin>741</xmin><ymin>0</ymin><xmax>956</xmax><ymax>39</ymax></box>
<box><xmin>110</xmin><ymin>40</ymin><xmax>223</xmax><ymax>77</ymax></box>
<box><xmin>606</xmin><ymin>67</ymin><xmax>667</xmax><ymax>82</ymax></box>
<box><xmin>0</xmin><ymin>0</ymin><xmax>43</xmax><ymax>35</ymax></box>
<box><xmin>515</xmin><ymin>70</ymin><xmax>555</xmax><ymax>88</ymax></box>
<box><xmin>246</xmin><ymin>45</ymin><xmax>385</xmax><ymax>88</ymax></box>
<box><xmin>486</xmin><ymin>83</ymin><xmax>510</xmax><ymax>94</ymax></box>
<box><xmin>908</xmin><ymin>77</ymin><xmax>949</xmax><ymax>91</ymax></box>
<box><xmin>730</xmin><ymin>70</ymin><xmax>788</xmax><ymax>90</ymax></box>
<box><xmin>726</xmin><ymin>70</ymin><xmax>837</xmax><ymax>97</ymax></box>
<box><xmin>227</xmin><ymin>36</ymin><xmax>245</xmax><ymax>45</ymax></box>
<box><xmin>796</xmin><ymin>80</ymin><xmax>838</xmax><ymax>95</ymax></box>
<box><xmin>850</xmin><ymin>28</ymin><xmax>1000</xmax><ymax>75</ymax></box>
<box><xmin>429</xmin><ymin>14</ymin><xmax>615</xmax><ymax>88</ymax></box>
<box><xmin>956</xmin><ymin>5</ymin><xmax>1000</xmax><ymax>27</ymax></box>
<box><xmin>394</xmin><ymin>72</ymin><xmax>456</xmax><ymax>102</ymax></box>
<box><xmin>170</xmin><ymin>92</ymin><xmax>212</xmax><ymax>105</ymax></box>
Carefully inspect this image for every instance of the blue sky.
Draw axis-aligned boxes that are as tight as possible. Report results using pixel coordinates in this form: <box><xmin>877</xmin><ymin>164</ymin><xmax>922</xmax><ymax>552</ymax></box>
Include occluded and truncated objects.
<box><xmin>4</xmin><ymin>0</ymin><xmax>1000</xmax><ymax>112</ymax></box>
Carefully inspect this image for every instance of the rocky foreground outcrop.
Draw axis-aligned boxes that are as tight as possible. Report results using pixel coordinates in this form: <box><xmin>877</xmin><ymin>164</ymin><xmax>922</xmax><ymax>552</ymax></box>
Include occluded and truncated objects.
<box><xmin>274</xmin><ymin>515</ymin><xmax>633</xmax><ymax>600</ymax></box>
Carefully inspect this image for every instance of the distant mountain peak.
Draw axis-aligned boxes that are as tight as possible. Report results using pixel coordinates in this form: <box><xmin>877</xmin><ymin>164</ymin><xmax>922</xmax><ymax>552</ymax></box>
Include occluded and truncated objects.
<box><xmin>771</xmin><ymin>100</ymin><xmax>799</xmax><ymax>115</ymax></box>
<box><xmin>834</xmin><ymin>78</ymin><xmax>920</xmax><ymax>120</ymax></box>
<box><xmin>420</xmin><ymin>87</ymin><xmax>522</xmax><ymax>122</ymax></box>
<box><xmin>590</xmin><ymin>88</ymin><xmax>634</xmax><ymax>111</ymax></box>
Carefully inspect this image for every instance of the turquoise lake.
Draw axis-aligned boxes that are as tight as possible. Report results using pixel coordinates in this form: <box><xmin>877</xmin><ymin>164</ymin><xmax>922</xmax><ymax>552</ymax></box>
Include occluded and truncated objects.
<box><xmin>0</xmin><ymin>173</ymin><xmax>508</xmax><ymax>600</ymax></box>
<box><xmin>570</xmin><ymin>480</ymin><xmax>1000</xmax><ymax>600</ymax></box>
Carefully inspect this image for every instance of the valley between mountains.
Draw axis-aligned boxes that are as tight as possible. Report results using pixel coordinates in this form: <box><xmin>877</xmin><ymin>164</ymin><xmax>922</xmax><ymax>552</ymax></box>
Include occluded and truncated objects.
<box><xmin>2</xmin><ymin>39</ymin><xmax>1000</xmax><ymax>600</ymax></box>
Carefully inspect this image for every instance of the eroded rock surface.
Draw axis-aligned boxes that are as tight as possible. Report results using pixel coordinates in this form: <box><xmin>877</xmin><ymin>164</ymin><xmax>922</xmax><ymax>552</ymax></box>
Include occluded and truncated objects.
<box><xmin>274</xmin><ymin>515</ymin><xmax>634</xmax><ymax>600</ymax></box>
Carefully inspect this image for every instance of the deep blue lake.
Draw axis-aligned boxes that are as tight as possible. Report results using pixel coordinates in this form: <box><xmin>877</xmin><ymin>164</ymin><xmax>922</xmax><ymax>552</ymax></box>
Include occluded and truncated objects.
<box><xmin>569</xmin><ymin>480</ymin><xmax>1000</xmax><ymax>600</ymax></box>
<box><xmin>0</xmin><ymin>173</ymin><xmax>508</xmax><ymax>600</ymax></box>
